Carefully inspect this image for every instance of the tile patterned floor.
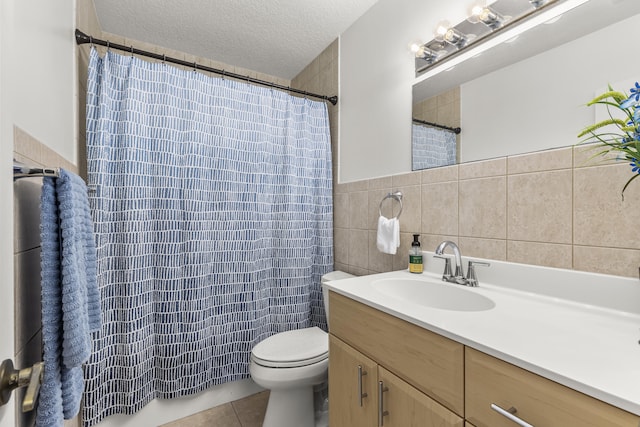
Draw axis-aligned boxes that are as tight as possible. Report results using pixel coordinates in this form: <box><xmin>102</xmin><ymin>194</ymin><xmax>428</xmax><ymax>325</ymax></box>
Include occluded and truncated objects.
<box><xmin>160</xmin><ymin>391</ymin><xmax>269</xmax><ymax>427</ymax></box>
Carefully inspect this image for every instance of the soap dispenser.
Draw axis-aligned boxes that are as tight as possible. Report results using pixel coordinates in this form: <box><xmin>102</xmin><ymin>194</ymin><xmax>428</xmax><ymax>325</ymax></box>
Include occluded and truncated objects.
<box><xmin>409</xmin><ymin>234</ymin><xmax>423</xmax><ymax>274</ymax></box>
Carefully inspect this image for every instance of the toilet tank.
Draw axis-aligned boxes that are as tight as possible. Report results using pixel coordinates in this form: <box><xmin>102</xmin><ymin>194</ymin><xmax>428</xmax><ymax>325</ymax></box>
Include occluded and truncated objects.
<box><xmin>321</xmin><ymin>271</ymin><xmax>354</xmax><ymax>328</ymax></box>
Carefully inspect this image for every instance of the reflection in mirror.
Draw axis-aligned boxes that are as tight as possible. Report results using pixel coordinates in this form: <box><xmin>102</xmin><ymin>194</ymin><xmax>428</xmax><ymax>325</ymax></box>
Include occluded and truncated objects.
<box><xmin>411</xmin><ymin>0</ymin><xmax>640</xmax><ymax>171</ymax></box>
<box><xmin>411</xmin><ymin>88</ymin><xmax>461</xmax><ymax>171</ymax></box>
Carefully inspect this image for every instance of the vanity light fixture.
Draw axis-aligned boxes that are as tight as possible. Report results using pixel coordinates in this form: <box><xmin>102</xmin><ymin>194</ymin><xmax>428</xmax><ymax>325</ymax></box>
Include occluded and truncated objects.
<box><xmin>415</xmin><ymin>0</ymin><xmax>590</xmax><ymax>78</ymax></box>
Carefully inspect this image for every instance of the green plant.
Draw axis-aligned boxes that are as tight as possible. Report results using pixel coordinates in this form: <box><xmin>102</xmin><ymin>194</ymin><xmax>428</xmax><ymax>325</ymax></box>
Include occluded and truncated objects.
<box><xmin>578</xmin><ymin>82</ymin><xmax>640</xmax><ymax>198</ymax></box>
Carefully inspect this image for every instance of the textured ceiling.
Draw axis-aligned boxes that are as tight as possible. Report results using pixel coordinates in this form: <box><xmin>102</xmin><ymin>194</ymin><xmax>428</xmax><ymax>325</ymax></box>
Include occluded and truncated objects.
<box><xmin>93</xmin><ymin>0</ymin><xmax>380</xmax><ymax>80</ymax></box>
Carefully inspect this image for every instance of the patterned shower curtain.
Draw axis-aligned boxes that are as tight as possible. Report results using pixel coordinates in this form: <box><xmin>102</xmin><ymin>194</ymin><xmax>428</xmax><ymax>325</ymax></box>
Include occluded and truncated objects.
<box><xmin>83</xmin><ymin>48</ymin><xmax>333</xmax><ymax>426</ymax></box>
<box><xmin>411</xmin><ymin>123</ymin><xmax>457</xmax><ymax>170</ymax></box>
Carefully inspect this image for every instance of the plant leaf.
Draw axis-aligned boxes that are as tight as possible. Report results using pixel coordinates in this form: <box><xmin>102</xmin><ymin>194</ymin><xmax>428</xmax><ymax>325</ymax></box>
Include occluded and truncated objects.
<box><xmin>578</xmin><ymin>118</ymin><xmax>628</xmax><ymax>138</ymax></box>
<box><xmin>587</xmin><ymin>91</ymin><xmax>628</xmax><ymax>105</ymax></box>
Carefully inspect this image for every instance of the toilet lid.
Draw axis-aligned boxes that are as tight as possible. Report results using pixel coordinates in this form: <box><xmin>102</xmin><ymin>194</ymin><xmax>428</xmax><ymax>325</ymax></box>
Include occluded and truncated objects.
<box><xmin>251</xmin><ymin>326</ymin><xmax>328</xmax><ymax>368</ymax></box>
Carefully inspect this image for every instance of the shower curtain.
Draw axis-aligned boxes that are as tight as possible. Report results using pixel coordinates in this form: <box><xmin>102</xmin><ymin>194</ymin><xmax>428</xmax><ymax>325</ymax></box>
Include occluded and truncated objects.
<box><xmin>411</xmin><ymin>124</ymin><xmax>457</xmax><ymax>170</ymax></box>
<box><xmin>83</xmin><ymin>48</ymin><xmax>333</xmax><ymax>426</ymax></box>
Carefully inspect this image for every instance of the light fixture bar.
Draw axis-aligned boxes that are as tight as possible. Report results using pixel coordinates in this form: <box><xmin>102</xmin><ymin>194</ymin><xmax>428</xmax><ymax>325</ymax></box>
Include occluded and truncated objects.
<box><xmin>415</xmin><ymin>0</ymin><xmax>589</xmax><ymax>79</ymax></box>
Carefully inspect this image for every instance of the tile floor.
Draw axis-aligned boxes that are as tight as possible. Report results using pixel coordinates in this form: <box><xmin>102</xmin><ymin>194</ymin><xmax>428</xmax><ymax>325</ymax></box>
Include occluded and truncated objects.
<box><xmin>160</xmin><ymin>391</ymin><xmax>269</xmax><ymax>427</ymax></box>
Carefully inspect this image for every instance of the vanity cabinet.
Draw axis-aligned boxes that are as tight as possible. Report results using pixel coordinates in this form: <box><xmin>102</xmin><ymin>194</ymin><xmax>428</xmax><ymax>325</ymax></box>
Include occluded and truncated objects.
<box><xmin>328</xmin><ymin>291</ymin><xmax>464</xmax><ymax>426</ymax></box>
<box><xmin>328</xmin><ymin>290</ymin><xmax>640</xmax><ymax>427</ymax></box>
<box><xmin>465</xmin><ymin>348</ymin><xmax>640</xmax><ymax>427</ymax></box>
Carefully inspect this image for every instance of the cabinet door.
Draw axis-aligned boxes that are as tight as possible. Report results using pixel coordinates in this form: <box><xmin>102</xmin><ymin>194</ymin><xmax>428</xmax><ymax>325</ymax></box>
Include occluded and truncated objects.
<box><xmin>329</xmin><ymin>334</ymin><xmax>378</xmax><ymax>427</ymax></box>
<box><xmin>378</xmin><ymin>366</ymin><xmax>464</xmax><ymax>427</ymax></box>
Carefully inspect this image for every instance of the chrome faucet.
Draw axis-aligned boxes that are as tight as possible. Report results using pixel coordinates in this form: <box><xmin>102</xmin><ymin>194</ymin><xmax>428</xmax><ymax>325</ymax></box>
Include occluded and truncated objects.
<box><xmin>434</xmin><ymin>241</ymin><xmax>490</xmax><ymax>287</ymax></box>
<box><xmin>434</xmin><ymin>241</ymin><xmax>465</xmax><ymax>284</ymax></box>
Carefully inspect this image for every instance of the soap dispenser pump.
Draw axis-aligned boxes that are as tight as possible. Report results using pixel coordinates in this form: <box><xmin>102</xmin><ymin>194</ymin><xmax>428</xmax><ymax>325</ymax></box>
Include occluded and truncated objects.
<box><xmin>409</xmin><ymin>234</ymin><xmax>423</xmax><ymax>274</ymax></box>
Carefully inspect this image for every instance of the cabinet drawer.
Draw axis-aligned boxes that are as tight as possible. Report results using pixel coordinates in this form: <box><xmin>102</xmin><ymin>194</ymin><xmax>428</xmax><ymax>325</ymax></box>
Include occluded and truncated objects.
<box><xmin>465</xmin><ymin>347</ymin><xmax>640</xmax><ymax>427</ymax></box>
<box><xmin>329</xmin><ymin>291</ymin><xmax>464</xmax><ymax>416</ymax></box>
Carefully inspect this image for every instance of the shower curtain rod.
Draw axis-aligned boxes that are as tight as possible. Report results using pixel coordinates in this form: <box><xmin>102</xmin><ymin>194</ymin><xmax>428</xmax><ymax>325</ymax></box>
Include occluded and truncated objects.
<box><xmin>75</xmin><ymin>29</ymin><xmax>338</xmax><ymax>106</ymax></box>
<box><xmin>412</xmin><ymin>118</ymin><xmax>461</xmax><ymax>134</ymax></box>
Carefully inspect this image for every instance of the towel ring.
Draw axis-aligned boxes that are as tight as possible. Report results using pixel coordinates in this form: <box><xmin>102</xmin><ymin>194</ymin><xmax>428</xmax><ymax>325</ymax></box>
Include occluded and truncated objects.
<box><xmin>379</xmin><ymin>191</ymin><xmax>403</xmax><ymax>219</ymax></box>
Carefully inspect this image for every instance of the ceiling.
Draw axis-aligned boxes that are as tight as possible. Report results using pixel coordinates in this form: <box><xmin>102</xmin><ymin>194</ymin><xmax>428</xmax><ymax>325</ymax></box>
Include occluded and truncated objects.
<box><xmin>93</xmin><ymin>0</ymin><xmax>380</xmax><ymax>80</ymax></box>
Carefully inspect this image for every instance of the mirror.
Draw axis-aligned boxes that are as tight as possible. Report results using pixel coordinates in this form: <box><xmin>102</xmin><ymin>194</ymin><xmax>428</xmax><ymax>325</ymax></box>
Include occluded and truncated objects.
<box><xmin>412</xmin><ymin>0</ymin><xmax>640</xmax><ymax>170</ymax></box>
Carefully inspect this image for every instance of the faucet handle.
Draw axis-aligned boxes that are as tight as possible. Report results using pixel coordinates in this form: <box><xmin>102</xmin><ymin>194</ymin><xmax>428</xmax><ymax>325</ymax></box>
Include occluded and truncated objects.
<box><xmin>466</xmin><ymin>260</ymin><xmax>490</xmax><ymax>287</ymax></box>
<box><xmin>433</xmin><ymin>255</ymin><xmax>453</xmax><ymax>281</ymax></box>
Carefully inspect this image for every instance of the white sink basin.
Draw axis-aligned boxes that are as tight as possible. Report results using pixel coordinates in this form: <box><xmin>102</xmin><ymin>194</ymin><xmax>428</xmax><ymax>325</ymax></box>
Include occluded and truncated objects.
<box><xmin>371</xmin><ymin>278</ymin><xmax>495</xmax><ymax>312</ymax></box>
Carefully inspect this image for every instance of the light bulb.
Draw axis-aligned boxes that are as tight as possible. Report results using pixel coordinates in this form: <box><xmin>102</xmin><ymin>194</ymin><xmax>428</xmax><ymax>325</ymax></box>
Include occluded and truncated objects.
<box><xmin>436</xmin><ymin>25</ymin><xmax>448</xmax><ymax>37</ymax></box>
<box><xmin>468</xmin><ymin>5</ymin><xmax>484</xmax><ymax>23</ymax></box>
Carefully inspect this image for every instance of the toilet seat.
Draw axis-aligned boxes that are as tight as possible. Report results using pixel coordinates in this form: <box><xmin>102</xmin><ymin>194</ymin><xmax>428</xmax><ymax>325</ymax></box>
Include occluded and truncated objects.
<box><xmin>251</xmin><ymin>326</ymin><xmax>328</xmax><ymax>368</ymax></box>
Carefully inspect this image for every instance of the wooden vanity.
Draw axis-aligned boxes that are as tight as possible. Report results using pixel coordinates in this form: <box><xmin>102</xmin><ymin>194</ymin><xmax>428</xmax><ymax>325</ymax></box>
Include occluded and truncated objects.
<box><xmin>328</xmin><ymin>291</ymin><xmax>640</xmax><ymax>427</ymax></box>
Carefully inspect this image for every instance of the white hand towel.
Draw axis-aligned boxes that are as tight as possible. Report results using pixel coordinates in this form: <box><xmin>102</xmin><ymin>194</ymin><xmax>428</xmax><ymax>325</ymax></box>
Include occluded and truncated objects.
<box><xmin>377</xmin><ymin>215</ymin><xmax>400</xmax><ymax>255</ymax></box>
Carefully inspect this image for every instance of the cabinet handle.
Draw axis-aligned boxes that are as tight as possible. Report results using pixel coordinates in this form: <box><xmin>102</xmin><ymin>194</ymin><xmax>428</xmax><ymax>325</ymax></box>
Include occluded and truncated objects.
<box><xmin>357</xmin><ymin>365</ymin><xmax>368</xmax><ymax>407</ymax></box>
<box><xmin>491</xmin><ymin>403</ymin><xmax>534</xmax><ymax>427</ymax></box>
<box><xmin>378</xmin><ymin>381</ymin><xmax>389</xmax><ymax>427</ymax></box>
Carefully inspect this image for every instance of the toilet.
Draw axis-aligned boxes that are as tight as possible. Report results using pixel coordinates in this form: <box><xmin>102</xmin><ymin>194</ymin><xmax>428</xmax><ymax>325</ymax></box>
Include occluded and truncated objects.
<box><xmin>249</xmin><ymin>271</ymin><xmax>354</xmax><ymax>427</ymax></box>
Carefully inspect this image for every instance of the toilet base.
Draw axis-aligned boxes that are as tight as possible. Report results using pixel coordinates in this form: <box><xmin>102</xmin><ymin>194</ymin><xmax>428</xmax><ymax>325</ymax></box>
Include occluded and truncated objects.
<box><xmin>262</xmin><ymin>386</ymin><xmax>315</xmax><ymax>427</ymax></box>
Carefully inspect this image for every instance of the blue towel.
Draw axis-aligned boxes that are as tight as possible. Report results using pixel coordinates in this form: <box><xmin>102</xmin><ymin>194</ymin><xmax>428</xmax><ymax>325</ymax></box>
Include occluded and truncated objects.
<box><xmin>37</xmin><ymin>169</ymin><xmax>100</xmax><ymax>426</ymax></box>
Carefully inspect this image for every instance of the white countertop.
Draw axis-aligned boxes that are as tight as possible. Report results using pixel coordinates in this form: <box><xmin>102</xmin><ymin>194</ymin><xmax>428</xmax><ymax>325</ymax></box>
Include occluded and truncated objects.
<box><xmin>324</xmin><ymin>256</ymin><xmax>640</xmax><ymax>416</ymax></box>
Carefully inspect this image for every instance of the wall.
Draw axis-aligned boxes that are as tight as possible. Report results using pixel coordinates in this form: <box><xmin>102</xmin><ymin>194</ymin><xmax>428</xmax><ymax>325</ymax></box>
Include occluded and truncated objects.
<box><xmin>0</xmin><ymin>1</ymin><xmax>14</xmax><ymax>425</ymax></box>
<box><xmin>13</xmin><ymin>0</ymin><xmax>77</xmax><ymax>164</ymax></box>
<box><xmin>339</xmin><ymin>0</ymin><xmax>470</xmax><ymax>182</ymax></box>
<box><xmin>2</xmin><ymin>1</ymin><xmax>77</xmax><ymax>427</ymax></box>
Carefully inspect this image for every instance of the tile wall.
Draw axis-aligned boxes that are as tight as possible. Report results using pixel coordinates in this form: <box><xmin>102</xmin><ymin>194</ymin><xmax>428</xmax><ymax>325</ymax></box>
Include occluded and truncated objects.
<box><xmin>333</xmin><ymin>147</ymin><xmax>640</xmax><ymax>279</ymax></box>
